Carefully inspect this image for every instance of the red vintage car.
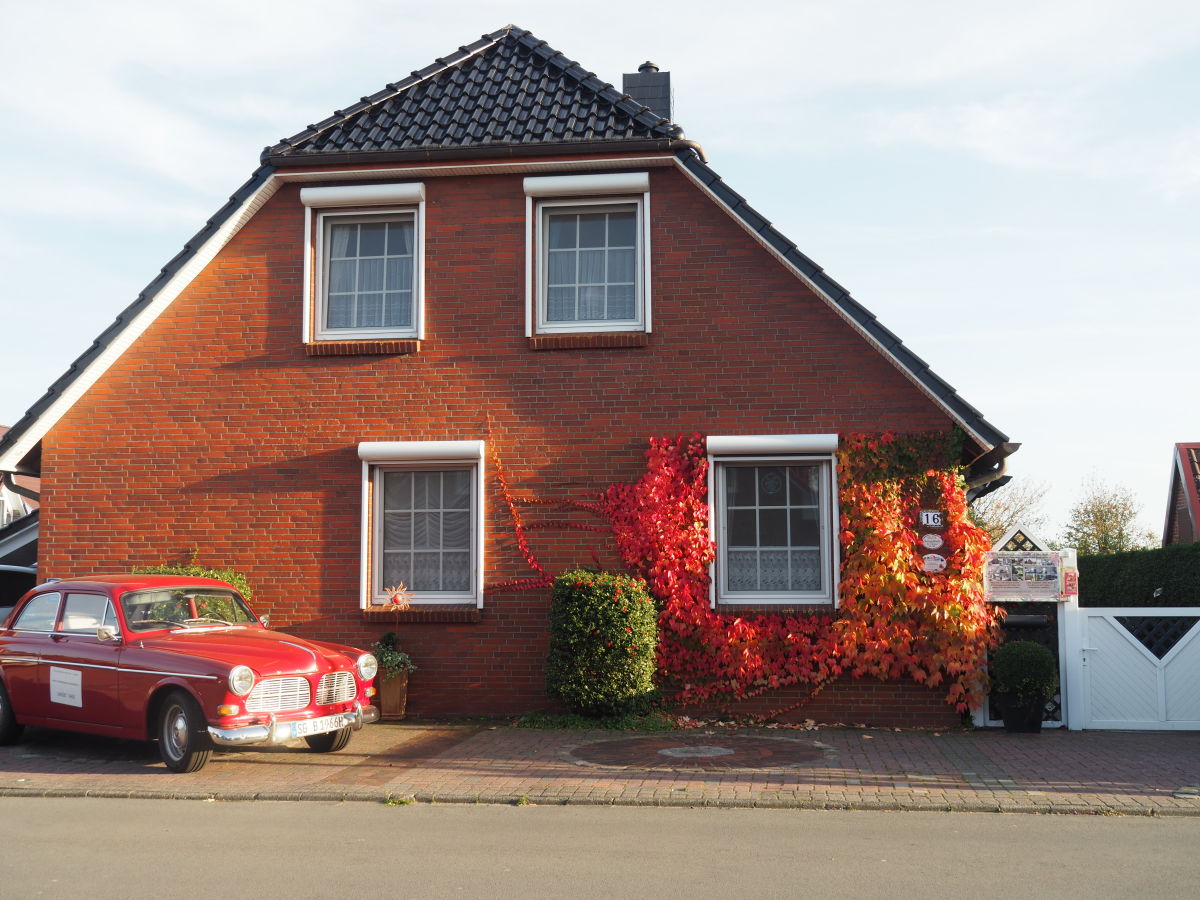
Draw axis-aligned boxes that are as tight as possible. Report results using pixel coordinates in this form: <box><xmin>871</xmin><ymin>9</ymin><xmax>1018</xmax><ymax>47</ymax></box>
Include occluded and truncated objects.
<box><xmin>0</xmin><ymin>575</ymin><xmax>379</xmax><ymax>772</ymax></box>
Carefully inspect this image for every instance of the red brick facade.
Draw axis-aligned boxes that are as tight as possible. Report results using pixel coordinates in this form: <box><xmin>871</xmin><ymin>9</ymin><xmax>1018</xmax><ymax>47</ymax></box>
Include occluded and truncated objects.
<box><xmin>40</xmin><ymin>156</ymin><xmax>959</xmax><ymax>720</ymax></box>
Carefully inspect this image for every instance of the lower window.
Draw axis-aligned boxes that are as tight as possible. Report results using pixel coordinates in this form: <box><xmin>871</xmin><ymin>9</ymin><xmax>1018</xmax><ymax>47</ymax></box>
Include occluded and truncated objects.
<box><xmin>714</xmin><ymin>457</ymin><xmax>835</xmax><ymax>604</ymax></box>
<box><xmin>359</xmin><ymin>441</ymin><xmax>484</xmax><ymax>606</ymax></box>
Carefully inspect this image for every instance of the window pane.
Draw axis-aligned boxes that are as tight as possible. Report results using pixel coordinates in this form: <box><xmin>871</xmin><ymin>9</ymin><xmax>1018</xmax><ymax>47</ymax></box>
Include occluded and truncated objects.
<box><xmin>578</xmin><ymin>286</ymin><xmax>605</xmax><ymax>320</ymax></box>
<box><xmin>387</xmin><ymin>221</ymin><xmax>413</xmax><ymax>255</ymax></box>
<box><xmin>726</xmin><ymin>550</ymin><xmax>757</xmax><ymax>591</ymax></box>
<box><xmin>329</xmin><ymin>224</ymin><xmax>356</xmax><ymax>259</ymax></box>
<box><xmin>789</xmin><ymin>466</ymin><xmax>819</xmax><ymax>505</ymax></box>
<box><xmin>442</xmin><ymin>553</ymin><xmax>471</xmax><ymax>591</ymax></box>
<box><xmin>359</xmin><ymin>258</ymin><xmax>385</xmax><ymax>292</ymax></box>
<box><xmin>412</xmin><ymin>552</ymin><xmax>441</xmax><ymax>590</ymax></box>
<box><xmin>548</xmin><ymin>250</ymin><xmax>575</xmax><ymax>286</ymax></box>
<box><xmin>790</xmin><ymin>550</ymin><xmax>822</xmax><ymax>591</ymax></box>
<box><xmin>383</xmin><ymin>472</ymin><xmax>413</xmax><ymax>509</ymax></box>
<box><xmin>790</xmin><ymin>508</ymin><xmax>820</xmax><ymax>546</ymax></box>
<box><xmin>758</xmin><ymin>467</ymin><xmax>788</xmax><ymax>506</ymax></box>
<box><xmin>14</xmin><ymin>593</ymin><xmax>60</xmax><ymax>631</ymax></box>
<box><xmin>358</xmin><ymin>293</ymin><xmax>384</xmax><ymax>327</ymax></box>
<box><xmin>442</xmin><ymin>511</ymin><xmax>471</xmax><ymax>549</ymax></box>
<box><xmin>608</xmin><ymin>211</ymin><xmax>636</xmax><ymax>246</ymax></box>
<box><xmin>328</xmin><ymin>259</ymin><xmax>356</xmax><ymax>294</ymax></box>
<box><xmin>359</xmin><ymin>222</ymin><xmax>387</xmax><ymax>256</ymax></box>
<box><xmin>579</xmin><ymin>249</ymin><xmax>604</xmax><ymax>284</ymax></box>
<box><xmin>383</xmin><ymin>512</ymin><xmax>412</xmax><ymax>551</ymax></box>
<box><xmin>730</xmin><ymin>509</ymin><xmax>756</xmax><ymax>546</ymax></box>
<box><xmin>608</xmin><ymin>248</ymin><xmax>635</xmax><ymax>283</ymax></box>
<box><xmin>759</xmin><ymin>509</ymin><xmax>788</xmax><ymax>546</ymax></box>
<box><xmin>413</xmin><ymin>511</ymin><xmax>441</xmax><ymax>550</ymax></box>
<box><xmin>444</xmin><ymin>470</ymin><xmax>471</xmax><ymax>508</ymax></box>
<box><xmin>326</xmin><ymin>294</ymin><xmax>354</xmax><ymax>329</ymax></box>
<box><xmin>727</xmin><ymin>467</ymin><xmax>757</xmax><ymax>507</ymax></box>
<box><xmin>386</xmin><ymin>257</ymin><xmax>414</xmax><ymax>291</ymax></box>
<box><xmin>382</xmin><ymin>553</ymin><xmax>412</xmax><ymax>588</ymax></box>
<box><xmin>578</xmin><ymin>214</ymin><xmax>606</xmax><ymax>247</ymax></box>
<box><xmin>548</xmin><ymin>215</ymin><xmax>576</xmax><ymax>249</ymax></box>
<box><xmin>547</xmin><ymin>286</ymin><xmax>575</xmax><ymax>321</ymax></box>
<box><xmin>383</xmin><ymin>292</ymin><xmax>412</xmax><ymax>328</ymax></box>
<box><xmin>759</xmin><ymin>551</ymin><xmax>790</xmax><ymax>591</ymax></box>
<box><xmin>607</xmin><ymin>284</ymin><xmax>635</xmax><ymax>320</ymax></box>
<box><xmin>413</xmin><ymin>472</ymin><xmax>440</xmax><ymax>509</ymax></box>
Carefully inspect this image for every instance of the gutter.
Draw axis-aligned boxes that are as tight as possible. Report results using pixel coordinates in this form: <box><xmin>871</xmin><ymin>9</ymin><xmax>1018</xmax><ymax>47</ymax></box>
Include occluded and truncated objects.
<box><xmin>1</xmin><ymin>472</ymin><xmax>39</xmax><ymax>503</ymax></box>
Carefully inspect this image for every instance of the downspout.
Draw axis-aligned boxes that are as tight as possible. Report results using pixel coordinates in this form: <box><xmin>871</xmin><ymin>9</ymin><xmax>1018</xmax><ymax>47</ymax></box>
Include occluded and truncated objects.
<box><xmin>964</xmin><ymin>442</ymin><xmax>1019</xmax><ymax>503</ymax></box>
<box><xmin>1</xmin><ymin>472</ymin><xmax>39</xmax><ymax>503</ymax></box>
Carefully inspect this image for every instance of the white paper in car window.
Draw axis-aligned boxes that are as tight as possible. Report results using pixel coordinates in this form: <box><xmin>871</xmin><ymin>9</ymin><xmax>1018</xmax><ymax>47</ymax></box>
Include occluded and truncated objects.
<box><xmin>50</xmin><ymin>666</ymin><xmax>83</xmax><ymax>707</ymax></box>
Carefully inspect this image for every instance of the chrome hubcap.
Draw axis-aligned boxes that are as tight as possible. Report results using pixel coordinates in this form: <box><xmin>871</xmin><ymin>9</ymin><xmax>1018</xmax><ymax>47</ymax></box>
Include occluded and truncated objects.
<box><xmin>166</xmin><ymin>707</ymin><xmax>188</xmax><ymax>758</ymax></box>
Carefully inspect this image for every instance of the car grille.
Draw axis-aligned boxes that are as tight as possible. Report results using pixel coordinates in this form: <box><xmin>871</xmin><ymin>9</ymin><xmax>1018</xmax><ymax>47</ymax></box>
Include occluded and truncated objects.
<box><xmin>316</xmin><ymin>671</ymin><xmax>356</xmax><ymax>705</ymax></box>
<box><xmin>246</xmin><ymin>677</ymin><xmax>311</xmax><ymax>712</ymax></box>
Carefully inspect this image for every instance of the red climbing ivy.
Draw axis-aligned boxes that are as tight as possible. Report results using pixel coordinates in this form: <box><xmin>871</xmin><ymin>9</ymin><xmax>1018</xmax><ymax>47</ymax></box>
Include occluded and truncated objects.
<box><xmin>489</xmin><ymin>431</ymin><xmax>1001</xmax><ymax>714</ymax></box>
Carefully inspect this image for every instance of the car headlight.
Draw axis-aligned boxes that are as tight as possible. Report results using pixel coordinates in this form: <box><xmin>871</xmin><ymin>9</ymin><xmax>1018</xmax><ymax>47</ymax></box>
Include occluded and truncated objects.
<box><xmin>228</xmin><ymin>665</ymin><xmax>256</xmax><ymax>696</ymax></box>
<box><xmin>357</xmin><ymin>653</ymin><xmax>379</xmax><ymax>681</ymax></box>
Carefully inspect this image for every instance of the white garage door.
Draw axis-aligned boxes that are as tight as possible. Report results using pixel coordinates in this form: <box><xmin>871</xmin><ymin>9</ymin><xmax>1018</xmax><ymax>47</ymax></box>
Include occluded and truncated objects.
<box><xmin>1080</xmin><ymin>609</ymin><xmax>1200</xmax><ymax>730</ymax></box>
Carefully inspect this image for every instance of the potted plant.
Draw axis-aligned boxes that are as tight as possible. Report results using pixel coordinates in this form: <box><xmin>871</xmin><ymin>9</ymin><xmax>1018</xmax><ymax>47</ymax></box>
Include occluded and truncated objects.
<box><xmin>371</xmin><ymin>631</ymin><xmax>416</xmax><ymax>720</ymax></box>
<box><xmin>990</xmin><ymin>640</ymin><xmax>1058</xmax><ymax>733</ymax></box>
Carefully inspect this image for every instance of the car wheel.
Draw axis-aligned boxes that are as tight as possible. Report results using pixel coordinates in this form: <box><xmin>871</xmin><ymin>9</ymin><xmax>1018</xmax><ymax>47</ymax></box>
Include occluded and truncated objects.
<box><xmin>0</xmin><ymin>680</ymin><xmax>24</xmax><ymax>745</ymax></box>
<box><xmin>305</xmin><ymin>726</ymin><xmax>353</xmax><ymax>753</ymax></box>
<box><xmin>157</xmin><ymin>690</ymin><xmax>213</xmax><ymax>773</ymax></box>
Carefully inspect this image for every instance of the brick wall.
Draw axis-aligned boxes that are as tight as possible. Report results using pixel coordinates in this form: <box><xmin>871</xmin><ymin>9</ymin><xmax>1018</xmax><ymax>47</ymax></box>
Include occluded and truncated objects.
<box><xmin>41</xmin><ymin>157</ymin><xmax>957</xmax><ymax>721</ymax></box>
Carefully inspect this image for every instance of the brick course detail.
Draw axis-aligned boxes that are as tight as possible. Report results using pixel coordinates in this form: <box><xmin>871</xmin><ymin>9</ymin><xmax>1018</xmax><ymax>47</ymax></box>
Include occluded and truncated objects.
<box><xmin>42</xmin><ymin>159</ymin><xmax>957</xmax><ymax>720</ymax></box>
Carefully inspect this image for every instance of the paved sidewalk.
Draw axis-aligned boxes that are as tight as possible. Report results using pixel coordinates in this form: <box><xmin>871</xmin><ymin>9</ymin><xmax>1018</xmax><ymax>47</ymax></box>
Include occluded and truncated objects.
<box><xmin>1</xmin><ymin>722</ymin><xmax>1198</xmax><ymax>815</ymax></box>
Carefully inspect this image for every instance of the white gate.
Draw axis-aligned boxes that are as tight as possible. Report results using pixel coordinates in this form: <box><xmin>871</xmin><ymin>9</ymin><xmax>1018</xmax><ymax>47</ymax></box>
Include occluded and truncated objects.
<box><xmin>1064</xmin><ymin>608</ymin><xmax>1200</xmax><ymax>730</ymax></box>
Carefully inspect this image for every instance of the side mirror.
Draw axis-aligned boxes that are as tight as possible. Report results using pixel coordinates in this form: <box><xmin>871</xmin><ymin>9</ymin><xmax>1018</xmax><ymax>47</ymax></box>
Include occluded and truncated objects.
<box><xmin>259</xmin><ymin>615</ymin><xmax>270</xmax><ymax>629</ymax></box>
<box><xmin>96</xmin><ymin>624</ymin><xmax>122</xmax><ymax>644</ymax></box>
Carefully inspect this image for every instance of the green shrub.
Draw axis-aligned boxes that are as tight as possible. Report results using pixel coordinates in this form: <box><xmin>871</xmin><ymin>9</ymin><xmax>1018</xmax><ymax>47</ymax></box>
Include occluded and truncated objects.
<box><xmin>990</xmin><ymin>640</ymin><xmax>1058</xmax><ymax>703</ymax></box>
<box><xmin>1078</xmin><ymin>543</ymin><xmax>1200</xmax><ymax>607</ymax></box>
<box><xmin>132</xmin><ymin>563</ymin><xmax>254</xmax><ymax>603</ymax></box>
<box><xmin>546</xmin><ymin>570</ymin><xmax>658</xmax><ymax>717</ymax></box>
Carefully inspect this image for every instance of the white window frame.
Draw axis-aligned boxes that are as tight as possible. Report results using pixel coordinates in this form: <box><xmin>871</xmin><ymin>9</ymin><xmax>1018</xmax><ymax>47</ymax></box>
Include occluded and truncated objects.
<box><xmin>708</xmin><ymin>435</ymin><xmax>840</xmax><ymax>607</ymax></box>
<box><xmin>524</xmin><ymin>173</ymin><xmax>651</xmax><ymax>336</ymax></box>
<box><xmin>357</xmin><ymin>441</ymin><xmax>485</xmax><ymax>608</ymax></box>
<box><xmin>301</xmin><ymin>183</ymin><xmax>426</xmax><ymax>343</ymax></box>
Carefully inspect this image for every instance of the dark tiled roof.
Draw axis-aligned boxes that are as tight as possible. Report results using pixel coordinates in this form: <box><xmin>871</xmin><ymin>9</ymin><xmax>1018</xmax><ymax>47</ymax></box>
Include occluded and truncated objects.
<box><xmin>266</xmin><ymin>25</ymin><xmax>674</xmax><ymax>163</ymax></box>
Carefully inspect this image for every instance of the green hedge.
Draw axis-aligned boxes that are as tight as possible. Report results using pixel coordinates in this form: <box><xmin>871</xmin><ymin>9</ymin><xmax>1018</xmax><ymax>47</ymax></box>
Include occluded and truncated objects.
<box><xmin>132</xmin><ymin>563</ymin><xmax>254</xmax><ymax>603</ymax></box>
<box><xmin>1078</xmin><ymin>543</ymin><xmax>1200</xmax><ymax>607</ymax></box>
<box><xmin>546</xmin><ymin>570</ymin><xmax>658</xmax><ymax>717</ymax></box>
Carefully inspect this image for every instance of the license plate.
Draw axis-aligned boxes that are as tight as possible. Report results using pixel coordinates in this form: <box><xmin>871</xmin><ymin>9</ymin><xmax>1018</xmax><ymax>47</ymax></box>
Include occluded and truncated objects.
<box><xmin>290</xmin><ymin>714</ymin><xmax>347</xmax><ymax>738</ymax></box>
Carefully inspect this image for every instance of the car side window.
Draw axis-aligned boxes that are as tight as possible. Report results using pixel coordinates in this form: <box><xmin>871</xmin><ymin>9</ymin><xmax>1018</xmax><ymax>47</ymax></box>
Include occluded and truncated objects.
<box><xmin>12</xmin><ymin>592</ymin><xmax>63</xmax><ymax>632</ymax></box>
<box><xmin>61</xmin><ymin>593</ymin><xmax>115</xmax><ymax>634</ymax></box>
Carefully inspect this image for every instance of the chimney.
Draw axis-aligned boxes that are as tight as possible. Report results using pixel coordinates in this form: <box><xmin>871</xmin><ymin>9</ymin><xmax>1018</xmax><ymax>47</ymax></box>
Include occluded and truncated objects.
<box><xmin>622</xmin><ymin>61</ymin><xmax>672</xmax><ymax>122</ymax></box>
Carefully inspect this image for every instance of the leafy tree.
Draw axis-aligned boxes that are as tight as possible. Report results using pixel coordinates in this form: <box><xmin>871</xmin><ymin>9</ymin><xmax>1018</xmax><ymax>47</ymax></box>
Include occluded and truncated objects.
<box><xmin>1059</xmin><ymin>476</ymin><xmax>1158</xmax><ymax>555</ymax></box>
<box><xmin>969</xmin><ymin>478</ymin><xmax>1051</xmax><ymax>544</ymax></box>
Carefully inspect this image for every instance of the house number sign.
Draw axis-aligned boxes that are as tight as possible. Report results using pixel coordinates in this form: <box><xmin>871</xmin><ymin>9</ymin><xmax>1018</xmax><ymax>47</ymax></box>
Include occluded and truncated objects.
<box><xmin>919</xmin><ymin>509</ymin><xmax>944</xmax><ymax>529</ymax></box>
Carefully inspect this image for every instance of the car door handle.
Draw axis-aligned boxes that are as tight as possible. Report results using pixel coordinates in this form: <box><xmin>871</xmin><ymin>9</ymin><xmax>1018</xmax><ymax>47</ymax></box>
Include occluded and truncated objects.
<box><xmin>50</xmin><ymin>634</ymin><xmax>67</xmax><ymax>642</ymax></box>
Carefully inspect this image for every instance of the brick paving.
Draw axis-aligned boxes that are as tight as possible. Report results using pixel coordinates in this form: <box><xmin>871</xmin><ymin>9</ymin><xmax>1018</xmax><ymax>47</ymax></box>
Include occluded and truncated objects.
<box><xmin>0</xmin><ymin>723</ymin><xmax>1198</xmax><ymax>814</ymax></box>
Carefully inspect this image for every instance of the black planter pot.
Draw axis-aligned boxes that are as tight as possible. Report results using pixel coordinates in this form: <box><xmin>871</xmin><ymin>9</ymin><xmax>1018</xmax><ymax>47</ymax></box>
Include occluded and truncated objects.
<box><xmin>996</xmin><ymin>691</ymin><xmax>1045</xmax><ymax>733</ymax></box>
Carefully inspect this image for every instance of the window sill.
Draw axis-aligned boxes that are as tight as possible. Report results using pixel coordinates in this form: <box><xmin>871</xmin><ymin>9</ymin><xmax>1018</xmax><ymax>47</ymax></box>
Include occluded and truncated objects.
<box><xmin>306</xmin><ymin>339</ymin><xmax>420</xmax><ymax>357</ymax></box>
<box><xmin>362</xmin><ymin>605</ymin><xmax>480</xmax><ymax>624</ymax></box>
<box><xmin>528</xmin><ymin>332</ymin><xmax>649</xmax><ymax>351</ymax></box>
<box><xmin>716</xmin><ymin>602</ymin><xmax>836</xmax><ymax>616</ymax></box>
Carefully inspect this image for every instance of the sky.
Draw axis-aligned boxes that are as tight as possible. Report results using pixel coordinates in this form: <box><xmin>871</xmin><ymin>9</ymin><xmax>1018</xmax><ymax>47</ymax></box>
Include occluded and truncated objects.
<box><xmin>0</xmin><ymin>0</ymin><xmax>1196</xmax><ymax>540</ymax></box>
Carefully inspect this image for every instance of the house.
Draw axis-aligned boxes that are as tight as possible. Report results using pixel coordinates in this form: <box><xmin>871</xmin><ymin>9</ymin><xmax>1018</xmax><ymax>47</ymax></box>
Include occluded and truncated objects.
<box><xmin>1163</xmin><ymin>443</ymin><xmax>1200</xmax><ymax>545</ymax></box>
<box><xmin>0</xmin><ymin>26</ymin><xmax>1015</xmax><ymax>724</ymax></box>
<box><xmin>0</xmin><ymin>427</ymin><xmax>38</xmax><ymax>612</ymax></box>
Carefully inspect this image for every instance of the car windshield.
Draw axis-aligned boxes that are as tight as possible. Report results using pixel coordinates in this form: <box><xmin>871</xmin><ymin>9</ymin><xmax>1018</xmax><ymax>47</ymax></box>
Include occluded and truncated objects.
<box><xmin>120</xmin><ymin>588</ymin><xmax>258</xmax><ymax>632</ymax></box>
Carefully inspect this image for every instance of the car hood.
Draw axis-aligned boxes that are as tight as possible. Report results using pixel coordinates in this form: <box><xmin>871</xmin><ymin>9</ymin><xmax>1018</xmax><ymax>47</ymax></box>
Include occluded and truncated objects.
<box><xmin>135</xmin><ymin>629</ymin><xmax>357</xmax><ymax>677</ymax></box>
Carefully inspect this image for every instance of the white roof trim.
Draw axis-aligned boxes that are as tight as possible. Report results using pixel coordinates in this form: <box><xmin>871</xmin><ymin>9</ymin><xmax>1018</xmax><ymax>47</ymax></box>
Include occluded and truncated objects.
<box><xmin>670</xmin><ymin>157</ymin><xmax>991</xmax><ymax>451</ymax></box>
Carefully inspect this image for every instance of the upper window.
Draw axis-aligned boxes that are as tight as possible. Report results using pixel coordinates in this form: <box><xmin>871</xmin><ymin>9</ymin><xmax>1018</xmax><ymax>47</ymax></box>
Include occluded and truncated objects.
<box><xmin>525</xmin><ymin>173</ymin><xmax>650</xmax><ymax>336</ymax></box>
<box><xmin>301</xmin><ymin>183</ymin><xmax>425</xmax><ymax>343</ymax></box>
<box><xmin>358</xmin><ymin>441</ymin><xmax>485</xmax><ymax>607</ymax></box>
<box><xmin>709</xmin><ymin>435</ymin><xmax>839</xmax><ymax>606</ymax></box>
<box><xmin>13</xmin><ymin>592</ymin><xmax>61</xmax><ymax>631</ymax></box>
<box><xmin>61</xmin><ymin>593</ymin><xmax>116</xmax><ymax>633</ymax></box>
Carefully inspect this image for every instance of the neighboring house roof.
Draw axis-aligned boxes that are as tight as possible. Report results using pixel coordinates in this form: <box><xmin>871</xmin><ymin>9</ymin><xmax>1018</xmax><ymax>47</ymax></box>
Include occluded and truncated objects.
<box><xmin>0</xmin><ymin>24</ymin><xmax>1012</xmax><ymax>475</ymax></box>
<box><xmin>0</xmin><ymin>507</ymin><xmax>37</xmax><ymax>568</ymax></box>
<box><xmin>1164</xmin><ymin>442</ymin><xmax>1200</xmax><ymax>545</ymax></box>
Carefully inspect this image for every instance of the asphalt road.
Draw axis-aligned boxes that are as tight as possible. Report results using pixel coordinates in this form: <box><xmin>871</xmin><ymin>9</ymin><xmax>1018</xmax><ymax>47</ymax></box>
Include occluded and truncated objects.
<box><xmin>2</xmin><ymin>798</ymin><xmax>1199</xmax><ymax>898</ymax></box>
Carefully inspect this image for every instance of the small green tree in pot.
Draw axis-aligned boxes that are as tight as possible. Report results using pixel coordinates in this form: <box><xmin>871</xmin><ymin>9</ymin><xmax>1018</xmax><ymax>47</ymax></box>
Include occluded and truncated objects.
<box><xmin>371</xmin><ymin>631</ymin><xmax>416</xmax><ymax>720</ymax></box>
<box><xmin>990</xmin><ymin>640</ymin><xmax>1059</xmax><ymax>733</ymax></box>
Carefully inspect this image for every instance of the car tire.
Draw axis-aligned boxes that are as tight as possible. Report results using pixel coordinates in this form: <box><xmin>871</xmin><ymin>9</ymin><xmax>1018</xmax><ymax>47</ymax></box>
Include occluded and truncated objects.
<box><xmin>305</xmin><ymin>726</ymin><xmax>353</xmax><ymax>753</ymax></box>
<box><xmin>0</xmin><ymin>680</ymin><xmax>24</xmax><ymax>745</ymax></box>
<box><xmin>157</xmin><ymin>690</ymin><xmax>213</xmax><ymax>773</ymax></box>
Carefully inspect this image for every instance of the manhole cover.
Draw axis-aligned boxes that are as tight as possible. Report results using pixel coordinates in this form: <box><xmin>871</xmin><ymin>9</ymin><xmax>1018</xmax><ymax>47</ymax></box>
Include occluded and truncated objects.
<box><xmin>568</xmin><ymin>734</ymin><xmax>830</xmax><ymax>770</ymax></box>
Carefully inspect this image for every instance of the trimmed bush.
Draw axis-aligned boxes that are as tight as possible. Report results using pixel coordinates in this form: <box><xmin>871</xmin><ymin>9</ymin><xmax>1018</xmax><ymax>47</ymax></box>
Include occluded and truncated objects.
<box><xmin>132</xmin><ymin>563</ymin><xmax>254</xmax><ymax>602</ymax></box>
<box><xmin>991</xmin><ymin>640</ymin><xmax>1058</xmax><ymax>703</ymax></box>
<box><xmin>1078</xmin><ymin>543</ymin><xmax>1200</xmax><ymax>607</ymax></box>
<box><xmin>546</xmin><ymin>570</ymin><xmax>658</xmax><ymax>717</ymax></box>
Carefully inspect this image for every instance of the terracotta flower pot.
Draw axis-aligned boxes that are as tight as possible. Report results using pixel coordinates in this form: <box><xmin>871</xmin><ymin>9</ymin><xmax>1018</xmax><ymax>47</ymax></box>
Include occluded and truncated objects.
<box><xmin>377</xmin><ymin>670</ymin><xmax>409</xmax><ymax>720</ymax></box>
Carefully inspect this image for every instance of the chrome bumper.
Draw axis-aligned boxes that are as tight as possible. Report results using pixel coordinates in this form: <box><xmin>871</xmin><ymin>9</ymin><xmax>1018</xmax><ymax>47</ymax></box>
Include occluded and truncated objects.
<box><xmin>208</xmin><ymin>702</ymin><xmax>379</xmax><ymax>748</ymax></box>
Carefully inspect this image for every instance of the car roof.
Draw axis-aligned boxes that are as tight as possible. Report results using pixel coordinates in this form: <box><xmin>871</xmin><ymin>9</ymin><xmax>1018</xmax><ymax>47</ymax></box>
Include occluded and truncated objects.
<box><xmin>35</xmin><ymin>575</ymin><xmax>235</xmax><ymax>593</ymax></box>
